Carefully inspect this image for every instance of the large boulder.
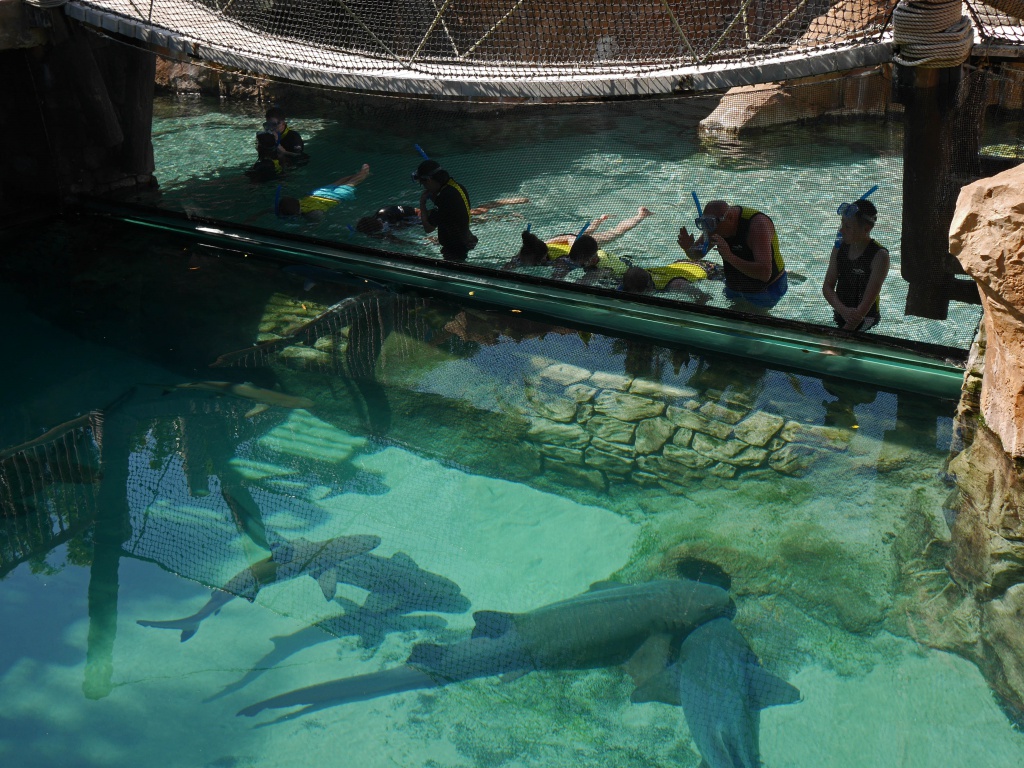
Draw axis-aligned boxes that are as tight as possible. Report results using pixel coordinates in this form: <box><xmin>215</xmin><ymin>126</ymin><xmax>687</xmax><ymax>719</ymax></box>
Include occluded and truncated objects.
<box><xmin>949</xmin><ymin>162</ymin><xmax>1024</xmax><ymax>457</ymax></box>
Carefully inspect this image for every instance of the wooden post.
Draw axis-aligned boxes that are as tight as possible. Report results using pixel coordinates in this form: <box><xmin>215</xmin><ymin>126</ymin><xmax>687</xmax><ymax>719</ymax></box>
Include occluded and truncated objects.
<box><xmin>893</xmin><ymin>63</ymin><xmax>963</xmax><ymax>320</ymax></box>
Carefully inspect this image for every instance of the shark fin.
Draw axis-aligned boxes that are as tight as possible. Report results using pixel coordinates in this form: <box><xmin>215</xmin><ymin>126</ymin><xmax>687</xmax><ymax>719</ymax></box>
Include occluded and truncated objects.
<box><xmin>245</xmin><ymin>403</ymin><xmax>271</xmax><ymax>419</ymax></box>
<box><xmin>471</xmin><ymin>610</ymin><xmax>516</xmax><ymax>639</ymax></box>
<box><xmin>180</xmin><ymin>627</ymin><xmax>198</xmax><ymax>643</ymax></box>
<box><xmin>317</xmin><ymin>570</ymin><xmax>338</xmax><ymax>600</ymax></box>
<box><xmin>407</xmin><ymin>642</ymin><xmax>445</xmax><ymax>669</ymax></box>
<box><xmin>389</xmin><ymin>551</ymin><xmax>419</xmax><ymax>569</ymax></box>
<box><xmin>623</xmin><ymin>633</ymin><xmax>674</xmax><ymax>686</ymax></box>
<box><xmin>747</xmin><ymin>667</ymin><xmax>801</xmax><ymax>710</ymax></box>
<box><xmin>363</xmin><ymin>591</ymin><xmax>402</xmax><ymax>614</ymax></box>
<box><xmin>630</xmin><ymin>665</ymin><xmax>681</xmax><ymax>706</ymax></box>
<box><xmin>586</xmin><ymin>580</ymin><xmax>622</xmax><ymax>591</ymax></box>
<box><xmin>499</xmin><ymin>669</ymin><xmax>530</xmax><ymax>684</ymax></box>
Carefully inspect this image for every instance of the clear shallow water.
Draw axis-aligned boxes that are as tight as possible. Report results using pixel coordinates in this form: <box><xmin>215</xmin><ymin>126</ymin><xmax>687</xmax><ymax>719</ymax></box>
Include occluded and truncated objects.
<box><xmin>146</xmin><ymin>93</ymin><xmax>980</xmax><ymax>351</ymax></box>
<box><xmin>1</xmin><ymin>220</ymin><xmax>1021</xmax><ymax>767</ymax></box>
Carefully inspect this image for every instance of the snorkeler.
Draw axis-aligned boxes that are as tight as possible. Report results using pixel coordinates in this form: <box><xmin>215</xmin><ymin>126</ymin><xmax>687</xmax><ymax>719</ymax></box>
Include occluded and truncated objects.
<box><xmin>254</xmin><ymin>164</ymin><xmax>370</xmax><ymax>222</ymax></box>
<box><xmin>677</xmin><ymin>200</ymin><xmax>788</xmax><ymax>309</ymax></box>
<box><xmin>822</xmin><ymin>198</ymin><xmax>890</xmax><ymax>331</ymax></box>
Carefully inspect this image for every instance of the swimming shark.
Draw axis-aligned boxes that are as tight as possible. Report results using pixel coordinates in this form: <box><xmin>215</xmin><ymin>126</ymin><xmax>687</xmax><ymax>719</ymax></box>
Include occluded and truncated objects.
<box><xmin>205</xmin><ymin>597</ymin><xmax>452</xmax><ymax>702</ymax></box>
<box><xmin>206</xmin><ymin>551</ymin><xmax>471</xmax><ymax>700</ymax></box>
<box><xmin>631</xmin><ymin>617</ymin><xmax>801</xmax><ymax>768</ymax></box>
<box><xmin>237</xmin><ymin>578</ymin><xmax>733</xmax><ymax>720</ymax></box>
<box><xmin>137</xmin><ymin>533</ymin><xmax>381</xmax><ymax>642</ymax></box>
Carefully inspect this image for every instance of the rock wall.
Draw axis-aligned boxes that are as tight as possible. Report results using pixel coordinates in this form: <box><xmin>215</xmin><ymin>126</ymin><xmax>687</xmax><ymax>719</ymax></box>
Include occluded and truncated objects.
<box><xmin>949</xmin><ymin>162</ymin><xmax>1024</xmax><ymax>458</ymax></box>
<box><xmin>518</xmin><ymin>362</ymin><xmax>851</xmax><ymax>492</ymax></box>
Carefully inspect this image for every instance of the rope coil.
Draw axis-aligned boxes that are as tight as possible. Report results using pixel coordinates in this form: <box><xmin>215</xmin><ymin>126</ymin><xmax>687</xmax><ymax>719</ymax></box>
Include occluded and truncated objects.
<box><xmin>893</xmin><ymin>0</ymin><xmax>975</xmax><ymax>67</ymax></box>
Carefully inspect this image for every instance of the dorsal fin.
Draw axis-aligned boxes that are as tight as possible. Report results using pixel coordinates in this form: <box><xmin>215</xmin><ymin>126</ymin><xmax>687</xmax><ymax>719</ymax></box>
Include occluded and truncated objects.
<box><xmin>390</xmin><ymin>552</ymin><xmax>418</xmax><ymax>569</ymax></box>
<box><xmin>586</xmin><ymin>580</ymin><xmax>622</xmax><ymax>591</ymax></box>
<box><xmin>407</xmin><ymin>642</ymin><xmax>445</xmax><ymax>669</ymax></box>
<box><xmin>471</xmin><ymin>610</ymin><xmax>516</xmax><ymax>639</ymax></box>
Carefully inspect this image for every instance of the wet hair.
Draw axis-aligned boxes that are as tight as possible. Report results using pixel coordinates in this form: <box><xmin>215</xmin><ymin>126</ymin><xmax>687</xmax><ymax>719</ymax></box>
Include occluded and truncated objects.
<box><xmin>355</xmin><ymin>216</ymin><xmax>384</xmax><ymax>235</ymax></box>
<box><xmin>517</xmin><ymin>230</ymin><xmax>549</xmax><ymax>265</ymax></box>
<box><xmin>568</xmin><ymin>235</ymin><xmax>599</xmax><ymax>265</ymax></box>
<box><xmin>413</xmin><ymin>159</ymin><xmax>447</xmax><ymax>183</ymax></box>
<box><xmin>622</xmin><ymin>266</ymin><xmax>654</xmax><ymax>293</ymax></box>
<box><xmin>853</xmin><ymin>199</ymin><xmax>878</xmax><ymax>227</ymax></box>
<box><xmin>265</xmin><ymin>106</ymin><xmax>286</xmax><ymax>123</ymax></box>
<box><xmin>277</xmin><ymin>196</ymin><xmax>301</xmax><ymax>216</ymax></box>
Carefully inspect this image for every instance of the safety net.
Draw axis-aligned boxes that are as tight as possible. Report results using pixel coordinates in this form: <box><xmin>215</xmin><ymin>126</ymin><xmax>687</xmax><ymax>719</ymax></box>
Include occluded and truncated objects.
<box><xmin>62</xmin><ymin>0</ymin><xmax>1022</xmax><ymax>96</ymax></box>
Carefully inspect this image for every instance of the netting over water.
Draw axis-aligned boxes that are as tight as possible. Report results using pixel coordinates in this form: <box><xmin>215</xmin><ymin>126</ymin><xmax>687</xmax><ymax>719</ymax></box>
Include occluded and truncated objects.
<box><xmin>65</xmin><ymin>0</ymin><xmax>1024</xmax><ymax>95</ymax></box>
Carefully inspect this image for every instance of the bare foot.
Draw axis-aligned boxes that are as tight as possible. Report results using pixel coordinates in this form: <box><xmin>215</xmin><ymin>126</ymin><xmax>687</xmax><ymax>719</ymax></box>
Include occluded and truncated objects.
<box><xmin>594</xmin><ymin>214</ymin><xmax>611</xmax><ymax>224</ymax></box>
<box><xmin>638</xmin><ymin>206</ymin><xmax>652</xmax><ymax>218</ymax></box>
<box><xmin>351</xmin><ymin>164</ymin><xmax>370</xmax><ymax>184</ymax></box>
<box><xmin>497</xmin><ymin>196</ymin><xmax>529</xmax><ymax>205</ymax></box>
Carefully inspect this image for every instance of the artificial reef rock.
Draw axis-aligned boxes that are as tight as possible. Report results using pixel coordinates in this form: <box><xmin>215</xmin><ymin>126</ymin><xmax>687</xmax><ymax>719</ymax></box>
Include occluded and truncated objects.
<box><xmin>949</xmin><ymin>161</ymin><xmax>1024</xmax><ymax>458</ymax></box>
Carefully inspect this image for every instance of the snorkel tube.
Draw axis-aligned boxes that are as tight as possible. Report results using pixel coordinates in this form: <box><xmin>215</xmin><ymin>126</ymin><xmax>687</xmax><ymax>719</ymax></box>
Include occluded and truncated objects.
<box><xmin>415</xmin><ymin>144</ymin><xmax>430</xmax><ymax>160</ymax></box>
<box><xmin>833</xmin><ymin>185</ymin><xmax>879</xmax><ymax>249</ymax></box>
<box><xmin>575</xmin><ymin>220</ymin><xmax>592</xmax><ymax>239</ymax></box>
<box><xmin>692</xmin><ymin>191</ymin><xmax>710</xmax><ymax>255</ymax></box>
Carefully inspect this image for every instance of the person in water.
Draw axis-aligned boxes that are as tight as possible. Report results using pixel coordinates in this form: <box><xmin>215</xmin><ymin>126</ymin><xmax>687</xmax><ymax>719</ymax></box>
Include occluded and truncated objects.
<box><xmin>502</xmin><ymin>207</ymin><xmax>653</xmax><ymax>275</ymax></box>
<box><xmin>412</xmin><ymin>160</ymin><xmax>477</xmax><ymax>262</ymax></box>
<box><xmin>246</xmin><ymin>107</ymin><xmax>307</xmax><ymax>181</ymax></box>
<box><xmin>355</xmin><ymin>197</ymin><xmax>529</xmax><ymax>238</ymax></box>
<box><xmin>822</xmin><ymin>198</ymin><xmax>890</xmax><ymax>331</ymax></box>
<box><xmin>254</xmin><ymin>164</ymin><xmax>370</xmax><ymax>221</ymax></box>
<box><xmin>620</xmin><ymin>261</ymin><xmax>721</xmax><ymax>302</ymax></box>
<box><xmin>677</xmin><ymin>200</ymin><xmax>788</xmax><ymax>309</ymax></box>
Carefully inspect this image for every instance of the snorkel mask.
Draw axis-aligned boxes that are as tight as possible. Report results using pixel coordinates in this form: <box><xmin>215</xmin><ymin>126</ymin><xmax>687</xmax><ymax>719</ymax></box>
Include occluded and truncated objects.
<box><xmin>836</xmin><ymin>202</ymin><xmax>876</xmax><ymax>224</ymax></box>
<box><xmin>695</xmin><ymin>214</ymin><xmax>723</xmax><ymax>235</ymax></box>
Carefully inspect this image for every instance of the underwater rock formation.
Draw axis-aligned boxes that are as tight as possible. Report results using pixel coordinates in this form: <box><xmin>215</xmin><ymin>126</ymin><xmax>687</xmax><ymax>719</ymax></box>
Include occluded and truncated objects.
<box><xmin>949</xmin><ymin>161</ymin><xmax>1024</xmax><ymax>457</ymax></box>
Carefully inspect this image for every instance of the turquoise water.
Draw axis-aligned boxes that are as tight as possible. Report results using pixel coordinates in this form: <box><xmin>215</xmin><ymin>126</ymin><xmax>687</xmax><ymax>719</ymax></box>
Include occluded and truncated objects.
<box><xmin>147</xmin><ymin>93</ymin><xmax>980</xmax><ymax>351</ymax></box>
<box><xmin>1</xmin><ymin>219</ymin><xmax>1021</xmax><ymax>767</ymax></box>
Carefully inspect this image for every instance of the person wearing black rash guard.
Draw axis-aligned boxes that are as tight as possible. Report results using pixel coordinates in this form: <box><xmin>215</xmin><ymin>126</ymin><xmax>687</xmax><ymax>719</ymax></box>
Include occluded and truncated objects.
<box><xmin>677</xmin><ymin>199</ymin><xmax>788</xmax><ymax>309</ymax></box>
<box><xmin>822</xmin><ymin>198</ymin><xmax>890</xmax><ymax>331</ymax></box>
<box><xmin>412</xmin><ymin>160</ymin><xmax>477</xmax><ymax>262</ymax></box>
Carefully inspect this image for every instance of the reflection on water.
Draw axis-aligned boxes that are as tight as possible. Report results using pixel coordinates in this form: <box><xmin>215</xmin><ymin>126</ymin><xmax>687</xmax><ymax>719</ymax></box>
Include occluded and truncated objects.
<box><xmin>142</xmin><ymin>92</ymin><xmax>981</xmax><ymax>351</ymax></box>
<box><xmin>1</xmin><ymin>220</ymin><xmax>1021</xmax><ymax>767</ymax></box>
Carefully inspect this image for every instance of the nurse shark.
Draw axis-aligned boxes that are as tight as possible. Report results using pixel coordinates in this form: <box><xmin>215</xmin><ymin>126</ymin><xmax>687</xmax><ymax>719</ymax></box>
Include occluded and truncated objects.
<box><xmin>631</xmin><ymin>617</ymin><xmax>801</xmax><ymax>768</ymax></box>
<box><xmin>137</xmin><ymin>533</ymin><xmax>381</xmax><ymax>642</ymax></box>
<box><xmin>237</xmin><ymin>578</ymin><xmax>733</xmax><ymax>720</ymax></box>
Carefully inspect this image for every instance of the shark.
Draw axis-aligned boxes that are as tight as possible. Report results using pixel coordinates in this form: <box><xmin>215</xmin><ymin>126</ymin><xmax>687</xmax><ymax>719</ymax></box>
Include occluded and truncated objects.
<box><xmin>631</xmin><ymin>617</ymin><xmax>801</xmax><ymax>768</ymax></box>
<box><xmin>206</xmin><ymin>597</ymin><xmax>451</xmax><ymax>702</ymax></box>
<box><xmin>137</xmin><ymin>533</ymin><xmax>381</xmax><ymax>642</ymax></box>
<box><xmin>237</xmin><ymin>578</ymin><xmax>733</xmax><ymax>720</ymax></box>
<box><xmin>206</xmin><ymin>551</ymin><xmax>471</xmax><ymax>701</ymax></box>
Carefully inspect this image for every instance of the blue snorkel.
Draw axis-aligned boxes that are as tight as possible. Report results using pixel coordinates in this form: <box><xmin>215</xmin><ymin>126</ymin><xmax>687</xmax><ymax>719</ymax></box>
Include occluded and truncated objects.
<box><xmin>575</xmin><ymin>220</ymin><xmax>592</xmax><ymax>240</ymax></box>
<box><xmin>415</xmin><ymin>144</ymin><xmax>430</xmax><ymax>160</ymax></box>
<box><xmin>833</xmin><ymin>185</ymin><xmax>879</xmax><ymax>249</ymax></box>
<box><xmin>691</xmin><ymin>191</ymin><xmax>710</xmax><ymax>255</ymax></box>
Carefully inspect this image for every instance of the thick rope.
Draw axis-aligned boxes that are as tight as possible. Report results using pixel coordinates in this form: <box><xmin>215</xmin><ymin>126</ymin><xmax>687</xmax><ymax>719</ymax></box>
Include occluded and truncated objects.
<box><xmin>893</xmin><ymin>0</ymin><xmax>975</xmax><ymax>67</ymax></box>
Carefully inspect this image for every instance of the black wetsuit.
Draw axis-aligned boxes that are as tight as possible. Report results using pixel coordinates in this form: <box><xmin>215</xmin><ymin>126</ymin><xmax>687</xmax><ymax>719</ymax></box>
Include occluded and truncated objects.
<box><xmin>833</xmin><ymin>239</ymin><xmax>883</xmax><ymax>328</ymax></box>
<box><xmin>720</xmin><ymin>207</ymin><xmax>785</xmax><ymax>294</ymax></box>
<box><xmin>426</xmin><ymin>177</ymin><xmax>477</xmax><ymax>262</ymax></box>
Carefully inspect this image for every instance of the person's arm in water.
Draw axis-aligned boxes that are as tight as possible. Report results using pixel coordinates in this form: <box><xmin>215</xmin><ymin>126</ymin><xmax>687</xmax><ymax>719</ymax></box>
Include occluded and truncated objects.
<box><xmin>711</xmin><ymin>213</ymin><xmax>776</xmax><ymax>283</ymax></box>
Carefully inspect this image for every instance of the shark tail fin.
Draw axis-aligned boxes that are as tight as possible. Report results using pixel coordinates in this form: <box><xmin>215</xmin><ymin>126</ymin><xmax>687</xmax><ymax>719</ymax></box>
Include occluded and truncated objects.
<box><xmin>748</xmin><ymin>667</ymin><xmax>801</xmax><ymax>710</ymax></box>
<box><xmin>136</xmin><ymin>619</ymin><xmax>199</xmax><ymax>642</ymax></box>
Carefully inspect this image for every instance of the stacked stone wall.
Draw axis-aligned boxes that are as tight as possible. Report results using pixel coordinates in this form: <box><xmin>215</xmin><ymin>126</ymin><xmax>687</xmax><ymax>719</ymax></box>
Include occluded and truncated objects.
<box><xmin>520</xmin><ymin>361</ymin><xmax>851</xmax><ymax>493</ymax></box>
